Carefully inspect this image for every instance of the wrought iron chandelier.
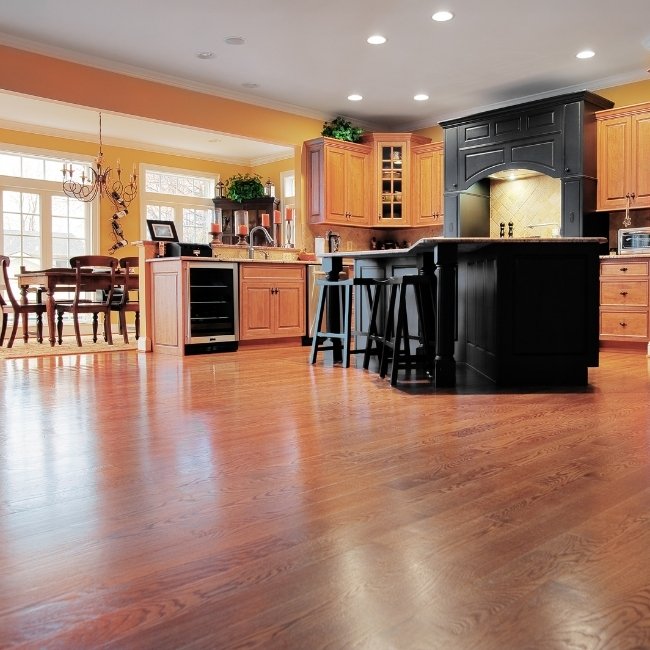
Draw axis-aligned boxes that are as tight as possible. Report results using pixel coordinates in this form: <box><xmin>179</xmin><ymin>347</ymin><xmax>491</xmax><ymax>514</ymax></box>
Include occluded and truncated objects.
<box><xmin>62</xmin><ymin>113</ymin><xmax>138</xmax><ymax>210</ymax></box>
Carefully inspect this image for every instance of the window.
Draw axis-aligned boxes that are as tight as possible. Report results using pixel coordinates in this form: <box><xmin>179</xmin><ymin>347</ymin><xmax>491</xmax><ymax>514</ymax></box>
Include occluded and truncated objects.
<box><xmin>0</xmin><ymin>148</ymin><xmax>96</xmax><ymax>279</ymax></box>
<box><xmin>142</xmin><ymin>166</ymin><xmax>216</xmax><ymax>243</ymax></box>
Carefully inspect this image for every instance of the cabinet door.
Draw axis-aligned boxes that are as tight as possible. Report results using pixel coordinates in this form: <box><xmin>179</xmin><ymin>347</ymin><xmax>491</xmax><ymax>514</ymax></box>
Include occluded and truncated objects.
<box><xmin>325</xmin><ymin>146</ymin><xmax>349</xmax><ymax>224</ymax></box>
<box><xmin>597</xmin><ymin>116</ymin><xmax>631</xmax><ymax>210</ymax></box>
<box><xmin>275</xmin><ymin>282</ymin><xmax>306</xmax><ymax>335</ymax></box>
<box><xmin>345</xmin><ymin>149</ymin><xmax>370</xmax><ymax>225</ymax></box>
<box><xmin>373</xmin><ymin>140</ymin><xmax>409</xmax><ymax>227</ymax></box>
<box><xmin>239</xmin><ymin>283</ymin><xmax>273</xmax><ymax>340</ymax></box>
<box><xmin>632</xmin><ymin>113</ymin><xmax>650</xmax><ymax>208</ymax></box>
<box><xmin>413</xmin><ymin>145</ymin><xmax>444</xmax><ymax>227</ymax></box>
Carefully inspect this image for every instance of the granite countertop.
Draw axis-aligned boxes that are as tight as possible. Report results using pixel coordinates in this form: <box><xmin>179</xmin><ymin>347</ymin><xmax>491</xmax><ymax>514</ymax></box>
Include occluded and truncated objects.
<box><xmin>147</xmin><ymin>256</ymin><xmax>316</xmax><ymax>265</ymax></box>
<box><xmin>324</xmin><ymin>236</ymin><xmax>608</xmax><ymax>258</ymax></box>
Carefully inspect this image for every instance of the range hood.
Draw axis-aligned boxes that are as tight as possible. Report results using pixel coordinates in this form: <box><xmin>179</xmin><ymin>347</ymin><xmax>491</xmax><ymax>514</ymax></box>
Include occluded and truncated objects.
<box><xmin>440</xmin><ymin>91</ymin><xmax>614</xmax><ymax>238</ymax></box>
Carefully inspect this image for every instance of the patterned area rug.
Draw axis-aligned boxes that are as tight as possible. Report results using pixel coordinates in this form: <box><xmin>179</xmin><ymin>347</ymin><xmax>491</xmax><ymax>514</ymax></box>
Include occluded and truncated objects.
<box><xmin>0</xmin><ymin>336</ymin><xmax>137</xmax><ymax>359</ymax></box>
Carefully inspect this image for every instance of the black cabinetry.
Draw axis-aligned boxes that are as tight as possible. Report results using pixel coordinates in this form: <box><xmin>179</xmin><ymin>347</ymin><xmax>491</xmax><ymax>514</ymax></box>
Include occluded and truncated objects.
<box><xmin>440</xmin><ymin>91</ymin><xmax>614</xmax><ymax>238</ymax></box>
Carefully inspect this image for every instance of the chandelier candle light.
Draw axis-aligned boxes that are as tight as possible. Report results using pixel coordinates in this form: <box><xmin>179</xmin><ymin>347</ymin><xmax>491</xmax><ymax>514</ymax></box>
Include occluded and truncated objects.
<box><xmin>62</xmin><ymin>113</ymin><xmax>138</xmax><ymax>211</ymax></box>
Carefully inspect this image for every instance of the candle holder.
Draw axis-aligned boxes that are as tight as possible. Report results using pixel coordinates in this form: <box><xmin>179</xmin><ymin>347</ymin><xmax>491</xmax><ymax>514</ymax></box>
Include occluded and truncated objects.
<box><xmin>209</xmin><ymin>231</ymin><xmax>223</xmax><ymax>251</ymax></box>
<box><xmin>234</xmin><ymin>210</ymin><xmax>249</xmax><ymax>246</ymax></box>
<box><xmin>285</xmin><ymin>219</ymin><xmax>294</xmax><ymax>248</ymax></box>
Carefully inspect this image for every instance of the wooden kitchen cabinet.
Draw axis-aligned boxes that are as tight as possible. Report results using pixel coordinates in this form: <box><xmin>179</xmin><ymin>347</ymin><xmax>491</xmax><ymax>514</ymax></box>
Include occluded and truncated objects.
<box><xmin>596</xmin><ymin>103</ymin><xmax>650</xmax><ymax>211</ymax></box>
<box><xmin>599</xmin><ymin>256</ymin><xmax>650</xmax><ymax>344</ymax></box>
<box><xmin>304</xmin><ymin>137</ymin><xmax>371</xmax><ymax>227</ymax></box>
<box><xmin>362</xmin><ymin>132</ymin><xmax>431</xmax><ymax>227</ymax></box>
<box><xmin>239</xmin><ymin>263</ymin><xmax>306</xmax><ymax>340</ymax></box>
<box><xmin>412</xmin><ymin>141</ymin><xmax>444</xmax><ymax>227</ymax></box>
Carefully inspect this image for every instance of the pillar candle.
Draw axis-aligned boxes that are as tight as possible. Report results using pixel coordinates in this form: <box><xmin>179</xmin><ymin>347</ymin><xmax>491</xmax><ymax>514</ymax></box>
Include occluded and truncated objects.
<box><xmin>273</xmin><ymin>210</ymin><xmax>282</xmax><ymax>224</ymax></box>
<box><xmin>285</xmin><ymin>207</ymin><xmax>294</xmax><ymax>221</ymax></box>
<box><xmin>210</xmin><ymin>222</ymin><xmax>222</xmax><ymax>234</ymax></box>
<box><xmin>261</xmin><ymin>213</ymin><xmax>270</xmax><ymax>227</ymax></box>
<box><xmin>238</xmin><ymin>224</ymin><xmax>249</xmax><ymax>236</ymax></box>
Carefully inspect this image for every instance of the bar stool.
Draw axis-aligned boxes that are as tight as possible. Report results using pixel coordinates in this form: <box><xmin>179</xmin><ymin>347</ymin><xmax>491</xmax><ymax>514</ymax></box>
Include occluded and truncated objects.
<box><xmin>377</xmin><ymin>274</ymin><xmax>436</xmax><ymax>386</ymax></box>
<box><xmin>309</xmin><ymin>276</ymin><xmax>381</xmax><ymax>368</ymax></box>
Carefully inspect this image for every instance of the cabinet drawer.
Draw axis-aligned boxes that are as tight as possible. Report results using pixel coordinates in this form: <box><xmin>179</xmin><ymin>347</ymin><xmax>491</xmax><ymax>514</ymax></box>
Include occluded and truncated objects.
<box><xmin>600</xmin><ymin>311</ymin><xmax>648</xmax><ymax>338</ymax></box>
<box><xmin>240</xmin><ymin>264</ymin><xmax>305</xmax><ymax>281</ymax></box>
<box><xmin>600</xmin><ymin>260</ymin><xmax>649</xmax><ymax>277</ymax></box>
<box><xmin>600</xmin><ymin>280</ymin><xmax>648</xmax><ymax>306</ymax></box>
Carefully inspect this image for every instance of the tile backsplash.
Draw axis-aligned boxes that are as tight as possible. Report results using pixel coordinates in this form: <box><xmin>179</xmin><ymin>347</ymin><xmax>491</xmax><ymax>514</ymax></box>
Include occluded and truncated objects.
<box><xmin>490</xmin><ymin>174</ymin><xmax>562</xmax><ymax>238</ymax></box>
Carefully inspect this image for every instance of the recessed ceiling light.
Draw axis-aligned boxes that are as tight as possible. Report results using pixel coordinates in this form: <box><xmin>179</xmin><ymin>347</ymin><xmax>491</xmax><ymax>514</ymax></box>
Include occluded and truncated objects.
<box><xmin>348</xmin><ymin>94</ymin><xmax>363</xmax><ymax>101</ymax></box>
<box><xmin>225</xmin><ymin>36</ymin><xmax>245</xmax><ymax>46</ymax></box>
<box><xmin>432</xmin><ymin>10</ymin><xmax>454</xmax><ymax>22</ymax></box>
<box><xmin>196</xmin><ymin>51</ymin><xmax>215</xmax><ymax>60</ymax></box>
<box><xmin>367</xmin><ymin>35</ymin><xmax>387</xmax><ymax>45</ymax></box>
<box><xmin>414</xmin><ymin>94</ymin><xmax>429</xmax><ymax>101</ymax></box>
<box><xmin>576</xmin><ymin>49</ymin><xmax>595</xmax><ymax>59</ymax></box>
<box><xmin>242</xmin><ymin>82</ymin><xmax>260</xmax><ymax>89</ymax></box>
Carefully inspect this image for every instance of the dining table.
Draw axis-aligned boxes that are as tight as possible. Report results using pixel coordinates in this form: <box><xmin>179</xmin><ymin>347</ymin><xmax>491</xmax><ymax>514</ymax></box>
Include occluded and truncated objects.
<box><xmin>16</xmin><ymin>267</ymin><xmax>139</xmax><ymax>346</ymax></box>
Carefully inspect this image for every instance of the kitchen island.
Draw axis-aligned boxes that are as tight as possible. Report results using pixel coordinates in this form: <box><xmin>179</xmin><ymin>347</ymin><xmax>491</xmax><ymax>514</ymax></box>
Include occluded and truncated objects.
<box><xmin>323</xmin><ymin>237</ymin><xmax>605</xmax><ymax>388</ymax></box>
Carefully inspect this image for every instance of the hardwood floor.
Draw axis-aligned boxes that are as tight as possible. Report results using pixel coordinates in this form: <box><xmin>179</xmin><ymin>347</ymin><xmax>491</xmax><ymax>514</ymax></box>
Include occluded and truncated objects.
<box><xmin>1</xmin><ymin>346</ymin><xmax>650</xmax><ymax>649</ymax></box>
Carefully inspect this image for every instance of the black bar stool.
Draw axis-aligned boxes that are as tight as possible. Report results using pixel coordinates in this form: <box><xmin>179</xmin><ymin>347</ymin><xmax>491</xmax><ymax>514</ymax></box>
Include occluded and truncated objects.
<box><xmin>309</xmin><ymin>277</ymin><xmax>381</xmax><ymax>368</ymax></box>
<box><xmin>377</xmin><ymin>274</ymin><xmax>436</xmax><ymax>386</ymax></box>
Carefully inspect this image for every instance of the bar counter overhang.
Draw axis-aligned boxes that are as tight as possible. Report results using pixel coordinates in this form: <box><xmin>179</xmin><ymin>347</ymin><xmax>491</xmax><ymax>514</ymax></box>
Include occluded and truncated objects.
<box><xmin>322</xmin><ymin>237</ymin><xmax>605</xmax><ymax>388</ymax></box>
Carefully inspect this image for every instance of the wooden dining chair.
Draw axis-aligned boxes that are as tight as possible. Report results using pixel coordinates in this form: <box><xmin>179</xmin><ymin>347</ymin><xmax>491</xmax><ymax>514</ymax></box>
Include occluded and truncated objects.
<box><xmin>55</xmin><ymin>255</ymin><xmax>118</xmax><ymax>346</ymax></box>
<box><xmin>0</xmin><ymin>255</ymin><xmax>47</xmax><ymax>348</ymax></box>
<box><xmin>110</xmin><ymin>256</ymin><xmax>140</xmax><ymax>344</ymax></box>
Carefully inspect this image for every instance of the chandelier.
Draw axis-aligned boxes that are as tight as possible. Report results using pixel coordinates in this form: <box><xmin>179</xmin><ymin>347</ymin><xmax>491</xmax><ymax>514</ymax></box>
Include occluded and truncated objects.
<box><xmin>62</xmin><ymin>113</ymin><xmax>138</xmax><ymax>210</ymax></box>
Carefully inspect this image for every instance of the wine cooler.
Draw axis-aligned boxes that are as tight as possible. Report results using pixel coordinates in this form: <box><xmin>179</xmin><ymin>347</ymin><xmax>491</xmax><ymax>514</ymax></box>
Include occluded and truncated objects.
<box><xmin>186</xmin><ymin>262</ymin><xmax>238</xmax><ymax>352</ymax></box>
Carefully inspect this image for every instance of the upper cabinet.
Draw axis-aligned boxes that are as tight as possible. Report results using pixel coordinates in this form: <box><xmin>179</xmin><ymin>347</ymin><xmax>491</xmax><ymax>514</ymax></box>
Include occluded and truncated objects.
<box><xmin>412</xmin><ymin>141</ymin><xmax>444</xmax><ymax>227</ymax></box>
<box><xmin>362</xmin><ymin>133</ymin><xmax>431</xmax><ymax>227</ymax></box>
<box><xmin>597</xmin><ymin>102</ymin><xmax>650</xmax><ymax>211</ymax></box>
<box><xmin>304</xmin><ymin>137</ymin><xmax>371</xmax><ymax>227</ymax></box>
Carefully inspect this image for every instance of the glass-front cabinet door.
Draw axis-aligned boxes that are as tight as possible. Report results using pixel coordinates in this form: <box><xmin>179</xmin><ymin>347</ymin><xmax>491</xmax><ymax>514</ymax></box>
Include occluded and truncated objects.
<box><xmin>363</xmin><ymin>133</ymin><xmax>431</xmax><ymax>228</ymax></box>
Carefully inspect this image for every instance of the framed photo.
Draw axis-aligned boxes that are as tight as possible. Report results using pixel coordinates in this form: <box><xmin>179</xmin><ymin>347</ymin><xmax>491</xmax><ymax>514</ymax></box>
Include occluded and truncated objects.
<box><xmin>147</xmin><ymin>220</ymin><xmax>179</xmax><ymax>242</ymax></box>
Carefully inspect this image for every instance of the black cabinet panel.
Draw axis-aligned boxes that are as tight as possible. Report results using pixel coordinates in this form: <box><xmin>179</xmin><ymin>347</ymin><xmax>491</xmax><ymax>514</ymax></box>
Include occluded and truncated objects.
<box><xmin>510</xmin><ymin>136</ymin><xmax>558</xmax><ymax>171</ymax></box>
<box><xmin>464</xmin><ymin>148</ymin><xmax>506</xmax><ymax>183</ymax></box>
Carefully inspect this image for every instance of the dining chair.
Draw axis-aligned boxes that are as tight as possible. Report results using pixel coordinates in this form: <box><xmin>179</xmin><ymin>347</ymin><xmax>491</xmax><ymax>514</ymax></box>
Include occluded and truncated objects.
<box><xmin>0</xmin><ymin>255</ymin><xmax>47</xmax><ymax>348</ymax></box>
<box><xmin>55</xmin><ymin>255</ymin><xmax>118</xmax><ymax>346</ymax></box>
<box><xmin>110</xmin><ymin>256</ymin><xmax>140</xmax><ymax>344</ymax></box>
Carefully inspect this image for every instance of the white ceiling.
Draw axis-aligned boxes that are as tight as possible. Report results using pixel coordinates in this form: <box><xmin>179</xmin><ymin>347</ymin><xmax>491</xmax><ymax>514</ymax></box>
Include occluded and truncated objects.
<box><xmin>0</xmin><ymin>0</ymin><xmax>649</xmax><ymax>160</ymax></box>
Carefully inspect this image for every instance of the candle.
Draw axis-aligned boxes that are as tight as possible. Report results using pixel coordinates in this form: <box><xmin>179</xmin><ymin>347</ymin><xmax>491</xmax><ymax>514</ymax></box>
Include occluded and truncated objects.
<box><xmin>285</xmin><ymin>207</ymin><xmax>294</xmax><ymax>221</ymax></box>
<box><xmin>273</xmin><ymin>210</ymin><xmax>282</xmax><ymax>224</ymax></box>
<box><xmin>261</xmin><ymin>212</ymin><xmax>270</xmax><ymax>227</ymax></box>
<box><xmin>238</xmin><ymin>224</ymin><xmax>249</xmax><ymax>236</ymax></box>
<box><xmin>210</xmin><ymin>222</ymin><xmax>222</xmax><ymax>234</ymax></box>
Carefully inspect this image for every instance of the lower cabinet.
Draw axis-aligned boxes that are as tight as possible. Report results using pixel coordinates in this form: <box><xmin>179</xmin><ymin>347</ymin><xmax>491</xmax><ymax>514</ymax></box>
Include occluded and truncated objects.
<box><xmin>599</xmin><ymin>257</ymin><xmax>650</xmax><ymax>343</ymax></box>
<box><xmin>239</xmin><ymin>263</ymin><xmax>306</xmax><ymax>340</ymax></box>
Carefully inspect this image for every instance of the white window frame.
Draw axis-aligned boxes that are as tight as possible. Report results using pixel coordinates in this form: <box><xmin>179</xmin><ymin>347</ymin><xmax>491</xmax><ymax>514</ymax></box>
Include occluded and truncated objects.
<box><xmin>139</xmin><ymin>163</ymin><xmax>217</xmax><ymax>243</ymax></box>
<box><xmin>0</xmin><ymin>143</ymin><xmax>99</xmax><ymax>268</ymax></box>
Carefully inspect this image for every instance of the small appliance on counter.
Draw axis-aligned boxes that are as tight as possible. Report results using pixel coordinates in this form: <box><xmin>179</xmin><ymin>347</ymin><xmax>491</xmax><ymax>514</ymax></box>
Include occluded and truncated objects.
<box><xmin>618</xmin><ymin>227</ymin><xmax>650</xmax><ymax>255</ymax></box>
<box><xmin>165</xmin><ymin>242</ymin><xmax>212</xmax><ymax>258</ymax></box>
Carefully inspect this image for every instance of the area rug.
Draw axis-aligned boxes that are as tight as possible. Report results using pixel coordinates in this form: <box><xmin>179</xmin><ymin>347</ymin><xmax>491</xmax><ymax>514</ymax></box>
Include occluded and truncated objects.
<box><xmin>0</xmin><ymin>336</ymin><xmax>137</xmax><ymax>359</ymax></box>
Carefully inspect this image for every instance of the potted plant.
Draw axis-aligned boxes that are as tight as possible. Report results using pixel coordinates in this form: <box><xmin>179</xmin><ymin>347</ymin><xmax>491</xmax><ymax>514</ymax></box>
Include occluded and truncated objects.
<box><xmin>321</xmin><ymin>116</ymin><xmax>363</xmax><ymax>143</ymax></box>
<box><xmin>224</xmin><ymin>172</ymin><xmax>266</xmax><ymax>202</ymax></box>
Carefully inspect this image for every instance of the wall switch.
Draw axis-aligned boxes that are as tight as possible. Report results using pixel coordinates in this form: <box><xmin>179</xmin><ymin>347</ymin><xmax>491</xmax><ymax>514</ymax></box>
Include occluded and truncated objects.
<box><xmin>346</xmin><ymin>241</ymin><xmax>353</xmax><ymax>251</ymax></box>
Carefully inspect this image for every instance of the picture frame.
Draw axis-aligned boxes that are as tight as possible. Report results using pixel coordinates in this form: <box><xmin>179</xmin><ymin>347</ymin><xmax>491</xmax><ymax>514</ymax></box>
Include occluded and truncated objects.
<box><xmin>147</xmin><ymin>220</ymin><xmax>179</xmax><ymax>242</ymax></box>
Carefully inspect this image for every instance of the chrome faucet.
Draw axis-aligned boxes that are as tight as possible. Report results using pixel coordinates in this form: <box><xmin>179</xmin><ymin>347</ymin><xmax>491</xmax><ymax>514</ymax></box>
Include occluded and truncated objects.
<box><xmin>248</xmin><ymin>225</ymin><xmax>274</xmax><ymax>259</ymax></box>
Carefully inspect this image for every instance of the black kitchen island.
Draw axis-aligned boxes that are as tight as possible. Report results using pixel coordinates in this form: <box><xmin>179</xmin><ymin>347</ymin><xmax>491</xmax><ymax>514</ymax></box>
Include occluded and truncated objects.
<box><xmin>322</xmin><ymin>237</ymin><xmax>605</xmax><ymax>388</ymax></box>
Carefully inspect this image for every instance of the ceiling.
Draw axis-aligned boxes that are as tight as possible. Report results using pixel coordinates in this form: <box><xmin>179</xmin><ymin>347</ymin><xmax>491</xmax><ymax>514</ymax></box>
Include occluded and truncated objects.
<box><xmin>0</xmin><ymin>0</ymin><xmax>649</xmax><ymax>161</ymax></box>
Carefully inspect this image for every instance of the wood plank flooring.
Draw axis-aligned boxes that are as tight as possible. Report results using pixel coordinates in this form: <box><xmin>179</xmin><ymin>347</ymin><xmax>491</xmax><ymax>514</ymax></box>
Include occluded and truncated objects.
<box><xmin>1</xmin><ymin>347</ymin><xmax>649</xmax><ymax>649</ymax></box>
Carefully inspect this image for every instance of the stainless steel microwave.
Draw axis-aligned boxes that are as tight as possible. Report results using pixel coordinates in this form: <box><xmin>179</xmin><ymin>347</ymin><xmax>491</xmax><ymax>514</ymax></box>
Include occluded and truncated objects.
<box><xmin>618</xmin><ymin>227</ymin><xmax>650</xmax><ymax>255</ymax></box>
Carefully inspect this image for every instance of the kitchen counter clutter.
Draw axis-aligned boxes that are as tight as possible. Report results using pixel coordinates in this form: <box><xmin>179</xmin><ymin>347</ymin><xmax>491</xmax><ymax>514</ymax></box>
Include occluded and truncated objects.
<box><xmin>323</xmin><ymin>237</ymin><xmax>605</xmax><ymax>387</ymax></box>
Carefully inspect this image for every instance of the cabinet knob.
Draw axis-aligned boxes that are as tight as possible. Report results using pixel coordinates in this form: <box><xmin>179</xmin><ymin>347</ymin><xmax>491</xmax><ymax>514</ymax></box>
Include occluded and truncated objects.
<box><xmin>565</xmin><ymin>167</ymin><xmax>570</xmax><ymax>173</ymax></box>
<box><xmin>620</xmin><ymin>267</ymin><xmax>628</xmax><ymax>272</ymax></box>
<box><xmin>619</xmin><ymin>321</ymin><xmax>628</xmax><ymax>327</ymax></box>
<box><xmin>620</xmin><ymin>290</ymin><xmax>628</xmax><ymax>296</ymax></box>
<box><xmin>631</xmin><ymin>192</ymin><xmax>636</xmax><ymax>199</ymax></box>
